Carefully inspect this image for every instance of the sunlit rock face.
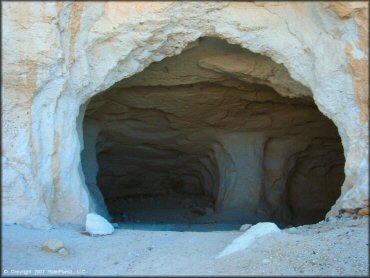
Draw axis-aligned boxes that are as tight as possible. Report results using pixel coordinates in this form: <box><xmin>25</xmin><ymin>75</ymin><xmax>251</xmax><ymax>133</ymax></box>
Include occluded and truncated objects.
<box><xmin>81</xmin><ymin>38</ymin><xmax>344</xmax><ymax>225</ymax></box>
<box><xmin>2</xmin><ymin>2</ymin><xmax>367</xmax><ymax>228</ymax></box>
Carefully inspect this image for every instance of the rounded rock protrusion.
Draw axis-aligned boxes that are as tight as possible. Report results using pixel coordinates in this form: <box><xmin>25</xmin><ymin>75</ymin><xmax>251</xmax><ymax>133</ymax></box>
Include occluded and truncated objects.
<box><xmin>85</xmin><ymin>213</ymin><xmax>114</xmax><ymax>236</ymax></box>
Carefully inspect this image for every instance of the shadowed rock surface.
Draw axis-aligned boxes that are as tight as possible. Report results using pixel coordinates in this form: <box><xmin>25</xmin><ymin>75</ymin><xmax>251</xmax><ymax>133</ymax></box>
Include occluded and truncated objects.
<box><xmin>82</xmin><ymin>38</ymin><xmax>344</xmax><ymax>225</ymax></box>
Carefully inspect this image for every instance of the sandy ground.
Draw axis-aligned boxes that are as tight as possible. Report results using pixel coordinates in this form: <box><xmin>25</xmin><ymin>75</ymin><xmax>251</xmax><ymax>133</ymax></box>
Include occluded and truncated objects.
<box><xmin>2</xmin><ymin>217</ymin><xmax>369</xmax><ymax>276</ymax></box>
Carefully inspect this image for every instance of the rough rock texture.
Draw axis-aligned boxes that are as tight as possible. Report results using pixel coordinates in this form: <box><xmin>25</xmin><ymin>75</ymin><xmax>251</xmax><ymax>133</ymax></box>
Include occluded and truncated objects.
<box><xmin>2</xmin><ymin>2</ymin><xmax>368</xmax><ymax>228</ymax></box>
<box><xmin>82</xmin><ymin>37</ymin><xmax>344</xmax><ymax>225</ymax></box>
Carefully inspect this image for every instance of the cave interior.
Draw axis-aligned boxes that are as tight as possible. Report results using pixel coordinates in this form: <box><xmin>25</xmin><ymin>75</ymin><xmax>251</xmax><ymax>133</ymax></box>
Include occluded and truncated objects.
<box><xmin>81</xmin><ymin>37</ymin><xmax>344</xmax><ymax>227</ymax></box>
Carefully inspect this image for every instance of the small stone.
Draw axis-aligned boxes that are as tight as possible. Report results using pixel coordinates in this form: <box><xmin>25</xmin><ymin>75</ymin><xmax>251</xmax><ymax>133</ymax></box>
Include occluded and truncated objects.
<box><xmin>58</xmin><ymin>247</ymin><xmax>69</xmax><ymax>257</ymax></box>
<box><xmin>43</xmin><ymin>238</ymin><xmax>64</xmax><ymax>252</ymax></box>
<box><xmin>358</xmin><ymin>207</ymin><xmax>369</xmax><ymax>216</ymax></box>
<box><xmin>85</xmin><ymin>213</ymin><xmax>114</xmax><ymax>236</ymax></box>
<box><xmin>240</xmin><ymin>224</ymin><xmax>252</xmax><ymax>232</ymax></box>
<box><xmin>262</xmin><ymin>259</ymin><xmax>270</xmax><ymax>264</ymax></box>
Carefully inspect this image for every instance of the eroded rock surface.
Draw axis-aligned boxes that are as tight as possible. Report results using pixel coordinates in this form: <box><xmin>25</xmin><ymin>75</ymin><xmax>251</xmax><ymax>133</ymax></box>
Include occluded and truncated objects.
<box><xmin>2</xmin><ymin>2</ymin><xmax>368</xmax><ymax>228</ymax></box>
<box><xmin>82</xmin><ymin>38</ymin><xmax>344</xmax><ymax>225</ymax></box>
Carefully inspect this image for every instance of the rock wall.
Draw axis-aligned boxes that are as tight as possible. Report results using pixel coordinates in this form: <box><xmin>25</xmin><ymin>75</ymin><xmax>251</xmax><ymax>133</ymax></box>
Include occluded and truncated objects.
<box><xmin>82</xmin><ymin>37</ymin><xmax>344</xmax><ymax>225</ymax></box>
<box><xmin>2</xmin><ymin>2</ymin><xmax>368</xmax><ymax>228</ymax></box>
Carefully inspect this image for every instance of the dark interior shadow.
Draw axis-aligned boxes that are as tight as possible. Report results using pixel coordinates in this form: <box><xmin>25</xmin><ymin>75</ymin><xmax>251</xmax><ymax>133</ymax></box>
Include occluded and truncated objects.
<box><xmin>116</xmin><ymin>222</ymin><xmax>243</xmax><ymax>232</ymax></box>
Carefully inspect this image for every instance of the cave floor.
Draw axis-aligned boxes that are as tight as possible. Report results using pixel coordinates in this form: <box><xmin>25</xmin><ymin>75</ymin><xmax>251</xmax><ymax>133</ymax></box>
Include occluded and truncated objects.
<box><xmin>2</xmin><ymin>217</ymin><xmax>368</xmax><ymax>276</ymax></box>
<box><xmin>107</xmin><ymin>193</ymin><xmax>217</xmax><ymax>224</ymax></box>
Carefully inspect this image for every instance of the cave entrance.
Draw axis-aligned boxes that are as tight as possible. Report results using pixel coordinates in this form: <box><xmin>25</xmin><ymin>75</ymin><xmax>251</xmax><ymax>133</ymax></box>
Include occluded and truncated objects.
<box><xmin>81</xmin><ymin>37</ymin><xmax>345</xmax><ymax>227</ymax></box>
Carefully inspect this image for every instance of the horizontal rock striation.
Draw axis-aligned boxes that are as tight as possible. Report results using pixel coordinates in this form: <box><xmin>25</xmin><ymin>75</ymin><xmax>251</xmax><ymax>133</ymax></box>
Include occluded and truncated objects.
<box><xmin>2</xmin><ymin>2</ymin><xmax>367</xmax><ymax>228</ymax></box>
<box><xmin>82</xmin><ymin>38</ymin><xmax>344</xmax><ymax>225</ymax></box>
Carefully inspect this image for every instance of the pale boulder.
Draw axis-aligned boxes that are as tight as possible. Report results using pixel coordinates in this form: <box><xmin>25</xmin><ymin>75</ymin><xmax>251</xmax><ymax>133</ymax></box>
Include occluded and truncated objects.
<box><xmin>217</xmin><ymin>222</ymin><xmax>280</xmax><ymax>258</ymax></box>
<box><xmin>85</xmin><ymin>213</ymin><xmax>114</xmax><ymax>236</ymax></box>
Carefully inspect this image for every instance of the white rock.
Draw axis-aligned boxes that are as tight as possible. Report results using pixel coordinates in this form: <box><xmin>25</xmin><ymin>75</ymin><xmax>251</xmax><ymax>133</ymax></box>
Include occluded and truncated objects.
<box><xmin>217</xmin><ymin>222</ymin><xmax>280</xmax><ymax>258</ymax></box>
<box><xmin>240</xmin><ymin>224</ymin><xmax>252</xmax><ymax>232</ymax></box>
<box><xmin>85</xmin><ymin>213</ymin><xmax>114</xmax><ymax>236</ymax></box>
<box><xmin>58</xmin><ymin>247</ymin><xmax>69</xmax><ymax>257</ymax></box>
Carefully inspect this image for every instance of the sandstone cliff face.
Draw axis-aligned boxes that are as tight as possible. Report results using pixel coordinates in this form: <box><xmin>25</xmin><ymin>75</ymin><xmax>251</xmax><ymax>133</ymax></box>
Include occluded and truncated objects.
<box><xmin>2</xmin><ymin>2</ymin><xmax>368</xmax><ymax>228</ymax></box>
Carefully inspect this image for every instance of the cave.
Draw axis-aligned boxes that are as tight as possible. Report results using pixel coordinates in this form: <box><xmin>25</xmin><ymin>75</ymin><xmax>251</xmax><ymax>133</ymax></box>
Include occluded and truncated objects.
<box><xmin>81</xmin><ymin>37</ymin><xmax>345</xmax><ymax>227</ymax></box>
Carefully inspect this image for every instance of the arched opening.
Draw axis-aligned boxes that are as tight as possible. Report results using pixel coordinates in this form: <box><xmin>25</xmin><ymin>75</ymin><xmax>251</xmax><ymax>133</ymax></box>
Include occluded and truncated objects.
<box><xmin>81</xmin><ymin>37</ymin><xmax>344</xmax><ymax>227</ymax></box>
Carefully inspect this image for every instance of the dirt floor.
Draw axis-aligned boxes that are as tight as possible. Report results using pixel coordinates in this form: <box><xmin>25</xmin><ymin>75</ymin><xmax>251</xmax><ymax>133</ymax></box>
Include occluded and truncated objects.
<box><xmin>2</xmin><ymin>216</ymin><xmax>368</xmax><ymax>276</ymax></box>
